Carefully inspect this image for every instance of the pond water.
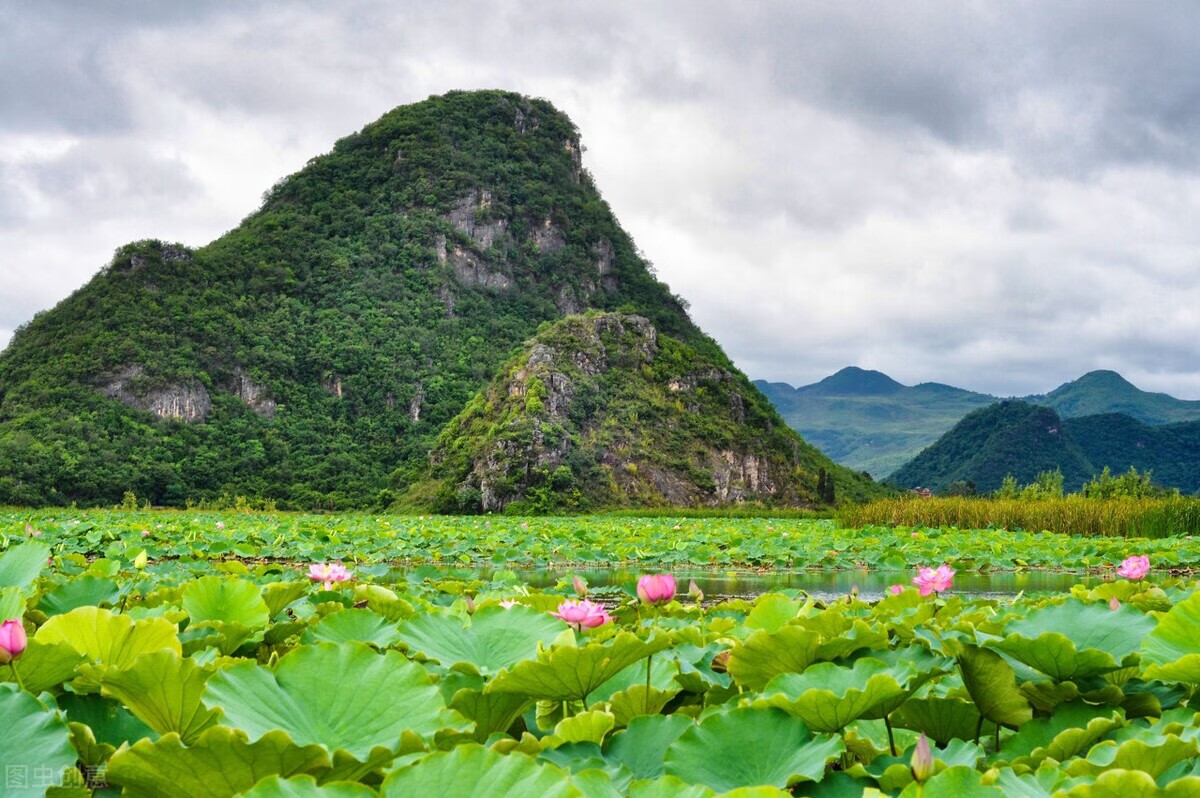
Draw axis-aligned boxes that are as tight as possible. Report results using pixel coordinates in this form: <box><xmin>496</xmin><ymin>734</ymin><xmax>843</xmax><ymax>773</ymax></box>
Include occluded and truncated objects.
<box><xmin>402</xmin><ymin>566</ymin><xmax>1113</xmax><ymax>603</ymax></box>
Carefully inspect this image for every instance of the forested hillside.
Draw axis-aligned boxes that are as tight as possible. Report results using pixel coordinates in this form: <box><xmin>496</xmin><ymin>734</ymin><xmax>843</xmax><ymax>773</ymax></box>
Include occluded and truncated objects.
<box><xmin>0</xmin><ymin>90</ymin><xmax>871</xmax><ymax>510</ymax></box>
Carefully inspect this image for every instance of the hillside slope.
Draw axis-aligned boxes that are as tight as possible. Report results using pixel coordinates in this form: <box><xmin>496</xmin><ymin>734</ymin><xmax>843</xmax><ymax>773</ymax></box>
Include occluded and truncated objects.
<box><xmin>1028</xmin><ymin>370</ymin><xmax>1200</xmax><ymax>425</ymax></box>
<box><xmin>411</xmin><ymin>313</ymin><xmax>883</xmax><ymax>512</ymax></box>
<box><xmin>0</xmin><ymin>90</ymin><xmax>870</xmax><ymax>510</ymax></box>
<box><xmin>888</xmin><ymin>401</ymin><xmax>1095</xmax><ymax>493</ymax></box>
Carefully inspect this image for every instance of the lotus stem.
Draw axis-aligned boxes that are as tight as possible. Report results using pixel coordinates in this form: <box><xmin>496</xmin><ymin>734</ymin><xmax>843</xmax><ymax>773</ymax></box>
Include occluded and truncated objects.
<box><xmin>975</xmin><ymin>715</ymin><xmax>984</xmax><ymax>745</ymax></box>
<box><xmin>645</xmin><ymin>654</ymin><xmax>653</xmax><ymax>714</ymax></box>
<box><xmin>10</xmin><ymin>663</ymin><xmax>24</xmax><ymax>694</ymax></box>
<box><xmin>884</xmin><ymin>714</ymin><xmax>896</xmax><ymax>756</ymax></box>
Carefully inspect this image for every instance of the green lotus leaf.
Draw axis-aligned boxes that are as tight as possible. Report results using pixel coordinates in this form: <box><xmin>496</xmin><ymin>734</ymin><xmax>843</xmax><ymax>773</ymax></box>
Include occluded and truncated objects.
<box><xmin>543</xmin><ymin>710</ymin><xmax>616</xmax><ymax>749</ymax></box>
<box><xmin>853</xmin><ymin>738</ymin><xmax>984</xmax><ymax>793</ymax></box>
<box><xmin>1055</xmin><ymin>769</ymin><xmax>1200</xmax><ymax>798</ymax></box>
<box><xmin>607</xmin><ymin>685</ymin><xmax>677</xmax><ymax>727</ymax></box>
<box><xmin>669</xmin><ymin>642</ymin><xmax>732</xmax><ymax>691</ymax></box>
<box><xmin>0</xmin><ymin>540</ymin><xmax>50</xmax><ymax>592</ymax></box>
<box><xmin>1065</xmin><ymin>732</ymin><xmax>1199</xmax><ymax>779</ymax></box>
<box><xmin>448</xmin><ymin>688</ymin><xmax>532</xmax><ymax>743</ymax></box>
<box><xmin>181</xmin><ymin>620</ymin><xmax>259</xmax><ymax>657</ymax></box>
<box><xmin>605</xmin><ymin>715</ymin><xmax>693</xmax><ymax>781</ymax></box>
<box><xmin>37</xmin><ymin>575</ymin><xmax>121</xmax><ymax>616</ymax></box>
<box><xmin>380</xmin><ymin>744</ymin><xmax>582</xmax><ymax>798</ymax></box>
<box><xmin>263</xmin><ymin>582</ymin><xmax>312</xmax><ymax>618</ymax></box>
<box><xmin>0</xmin><ymin>586</ymin><xmax>22</xmax><ymax>622</ymax></box>
<box><xmin>204</xmin><ymin>642</ymin><xmax>468</xmax><ymax>760</ymax></box>
<box><xmin>991</xmin><ymin>761</ymin><xmax>1089</xmax><ymax>798</ymax></box>
<box><xmin>997</xmin><ymin>702</ymin><xmax>1124</xmax><ymax>769</ymax></box>
<box><xmin>743</xmin><ymin>595</ymin><xmax>804</xmax><ymax>633</ymax></box>
<box><xmin>758</xmin><ymin>658</ymin><xmax>908</xmax><ymax>733</ymax></box>
<box><xmin>1</xmin><ymin>639</ymin><xmax>85</xmax><ymax>694</ymax></box>
<box><xmin>396</xmin><ymin>605</ymin><xmax>565</xmax><ymax>675</ymax></box>
<box><xmin>486</xmin><ymin>632</ymin><xmax>672</xmax><ymax>705</ymax></box>
<box><xmin>663</xmin><ymin>707</ymin><xmax>844</xmax><ymax>791</ymax></box>
<box><xmin>183</xmin><ymin>575</ymin><xmax>270</xmax><ymax>629</ymax></box>
<box><xmin>812</xmin><ymin>619</ymin><xmax>889</xmax><ymax>661</ymax></box>
<box><xmin>105</xmin><ymin>726</ymin><xmax>330</xmax><ymax>798</ymax></box>
<box><xmin>0</xmin><ymin>685</ymin><xmax>80</xmax><ymax>797</ymax></box>
<box><xmin>626</xmin><ymin>774</ymin><xmax>715</xmax><ymax>798</ymax></box>
<box><xmin>241</xmin><ymin>774</ymin><xmax>377</xmax><ymax>797</ymax></box>
<box><xmin>100</xmin><ymin>650</ymin><xmax>219</xmax><ymax>744</ymax></box>
<box><xmin>992</xmin><ymin>600</ymin><xmax>1153</xmax><ymax>680</ymax></box>
<box><xmin>895</xmin><ymin>764</ymin><xmax>1003</xmax><ymax>797</ymax></box>
<box><xmin>587</xmin><ymin>652</ymin><xmax>679</xmax><ymax>704</ymax></box>
<box><xmin>727</xmin><ymin>626</ymin><xmax>819</xmax><ymax>691</ymax></box>
<box><xmin>1142</xmin><ymin>592</ymin><xmax>1200</xmax><ymax>683</ymax></box>
<box><xmin>36</xmin><ymin>606</ymin><xmax>181</xmax><ymax>690</ymax></box>
<box><xmin>958</xmin><ymin>645</ymin><xmax>1032</xmax><ymax>729</ymax></box>
<box><xmin>56</xmin><ymin>692</ymin><xmax>155</xmax><ymax>749</ymax></box>
<box><xmin>304</xmin><ymin>608</ymin><xmax>402</xmax><ymax>648</ymax></box>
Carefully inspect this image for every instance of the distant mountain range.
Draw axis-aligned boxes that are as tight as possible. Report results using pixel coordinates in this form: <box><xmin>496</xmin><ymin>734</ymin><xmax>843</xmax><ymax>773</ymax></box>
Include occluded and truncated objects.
<box><xmin>890</xmin><ymin>401</ymin><xmax>1200</xmax><ymax>494</ymax></box>
<box><xmin>756</xmin><ymin>367</ymin><xmax>1200</xmax><ymax>480</ymax></box>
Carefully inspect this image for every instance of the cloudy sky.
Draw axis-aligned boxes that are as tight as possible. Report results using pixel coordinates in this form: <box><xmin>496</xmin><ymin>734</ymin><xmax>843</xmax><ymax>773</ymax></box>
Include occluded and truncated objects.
<box><xmin>4</xmin><ymin>1</ymin><xmax>1200</xmax><ymax>398</ymax></box>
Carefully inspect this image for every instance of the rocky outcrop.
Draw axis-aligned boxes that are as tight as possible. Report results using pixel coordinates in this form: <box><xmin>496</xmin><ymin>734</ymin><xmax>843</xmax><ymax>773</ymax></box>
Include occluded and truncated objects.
<box><xmin>232</xmin><ymin>370</ymin><xmax>276</xmax><ymax>419</ymax></box>
<box><xmin>102</xmin><ymin>365</ymin><xmax>211</xmax><ymax>422</ymax></box>
<box><xmin>449</xmin><ymin>245</ymin><xmax>513</xmax><ymax>290</ymax></box>
<box><xmin>448</xmin><ymin>189</ymin><xmax>507</xmax><ymax>250</ymax></box>
<box><xmin>531</xmin><ymin>217</ymin><xmax>566</xmax><ymax>253</ymax></box>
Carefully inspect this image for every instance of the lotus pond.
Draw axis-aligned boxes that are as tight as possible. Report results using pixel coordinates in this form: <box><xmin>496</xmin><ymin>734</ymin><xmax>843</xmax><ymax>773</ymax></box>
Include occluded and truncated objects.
<box><xmin>4</xmin><ymin>510</ymin><xmax>1200</xmax><ymax>796</ymax></box>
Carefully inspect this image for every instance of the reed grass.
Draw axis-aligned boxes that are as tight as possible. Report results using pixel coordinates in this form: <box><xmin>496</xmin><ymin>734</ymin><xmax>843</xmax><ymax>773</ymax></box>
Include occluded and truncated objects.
<box><xmin>837</xmin><ymin>495</ymin><xmax>1200</xmax><ymax>538</ymax></box>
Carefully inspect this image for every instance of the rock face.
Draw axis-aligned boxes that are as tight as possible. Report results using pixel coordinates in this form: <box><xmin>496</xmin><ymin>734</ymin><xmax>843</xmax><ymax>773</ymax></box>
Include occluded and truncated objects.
<box><xmin>103</xmin><ymin>366</ymin><xmax>212</xmax><ymax>422</ymax></box>
<box><xmin>417</xmin><ymin>312</ymin><xmax>872</xmax><ymax>512</ymax></box>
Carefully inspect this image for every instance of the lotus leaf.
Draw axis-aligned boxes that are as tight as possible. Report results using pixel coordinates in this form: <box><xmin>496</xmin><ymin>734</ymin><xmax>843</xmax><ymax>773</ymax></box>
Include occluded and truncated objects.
<box><xmin>727</xmin><ymin>626</ymin><xmax>819</xmax><ymax>691</ymax></box>
<box><xmin>1142</xmin><ymin>591</ymin><xmax>1200</xmax><ymax>683</ymax></box>
<box><xmin>895</xmin><ymin>764</ymin><xmax>1003</xmax><ymax>796</ymax></box>
<box><xmin>36</xmin><ymin>606</ymin><xmax>181</xmax><ymax>690</ymax></box>
<box><xmin>663</xmin><ymin>707</ymin><xmax>844</xmax><ymax>791</ymax></box>
<box><xmin>0</xmin><ymin>540</ymin><xmax>50</xmax><ymax>592</ymax></box>
<box><xmin>958</xmin><ymin>645</ymin><xmax>1032</xmax><ymax>730</ymax></box>
<box><xmin>204</xmin><ymin>642</ymin><xmax>469</xmax><ymax>759</ymax></box>
<box><xmin>37</xmin><ymin>575</ymin><xmax>121</xmax><ymax>616</ymax></box>
<box><xmin>486</xmin><ymin>632</ymin><xmax>672</xmax><ymax>705</ymax></box>
<box><xmin>991</xmin><ymin>600</ymin><xmax>1153</xmax><ymax>680</ymax></box>
<box><xmin>449</xmin><ymin>688</ymin><xmax>532</xmax><ymax>742</ymax></box>
<box><xmin>100</xmin><ymin>650</ymin><xmax>219</xmax><ymax>743</ymax></box>
<box><xmin>56</xmin><ymin>692</ymin><xmax>155</xmax><ymax>749</ymax></box>
<box><xmin>997</xmin><ymin>702</ymin><xmax>1124</xmax><ymax>769</ymax></box>
<box><xmin>2</xmin><ymin>639</ymin><xmax>85</xmax><ymax>694</ymax></box>
<box><xmin>607</xmin><ymin>685</ymin><xmax>677</xmax><ymax>726</ymax></box>
<box><xmin>396</xmin><ymin>604</ymin><xmax>566</xmax><ymax>675</ymax></box>
<box><xmin>759</xmin><ymin>658</ymin><xmax>909</xmax><ymax>733</ymax></box>
<box><xmin>182</xmin><ymin>576</ymin><xmax>271</xmax><ymax>628</ymax></box>
<box><xmin>241</xmin><ymin>774</ymin><xmax>377</xmax><ymax>796</ymax></box>
<box><xmin>1055</xmin><ymin>769</ymin><xmax>1200</xmax><ymax>798</ymax></box>
<box><xmin>304</xmin><ymin>608</ymin><xmax>402</xmax><ymax>648</ymax></box>
<box><xmin>890</xmin><ymin>697</ymin><xmax>983</xmax><ymax>747</ymax></box>
<box><xmin>105</xmin><ymin>726</ymin><xmax>330</xmax><ymax>798</ymax></box>
<box><xmin>626</xmin><ymin>775</ymin><xmax>715</xmax><ymax>798</ymax></box>
<box><xmin>605</xmin><ymin>715</ymin><xmax>693</xmax><ymax>781</ymax></box>
<box><xmin>1065</xmin><ymin>732</ymin><xmax>1199</xmax><ymax>779</ymax></box>
<box><xmin>743</xmin><ymin>594</ymin><xmax>804</xmax><ymax>633</ymax></box>
<box><xmin>543</xmin><ymin>710</ymin><xmax>616</xmax><ymax>748</ymax></box>
<box><xmin>379</xmin><ymin>744</ymin><xmax>582</xmax><ymax>798</ymax></box>
<box><xmin>0</xmin><ymin>685</ymin><xmax>81</xmax><ymax>797</ymax></box>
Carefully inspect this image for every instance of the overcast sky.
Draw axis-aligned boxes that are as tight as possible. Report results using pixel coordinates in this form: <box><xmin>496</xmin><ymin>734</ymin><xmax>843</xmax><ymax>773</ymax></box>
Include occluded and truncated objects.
<box><xmin>4</xmin><ymin>1</ymin><xmax>1200</xmax><ymax>398</ymax></box>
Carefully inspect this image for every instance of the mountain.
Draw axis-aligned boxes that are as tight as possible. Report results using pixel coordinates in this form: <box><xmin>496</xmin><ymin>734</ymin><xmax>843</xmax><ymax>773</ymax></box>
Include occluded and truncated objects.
<box><xmin>757</xmin><ymin>367</ymin><xmax>1200</xmax><ymax>479</ymax></box>
<box><xmin>889</xmin><ymin>400</ymin><xmax>1200</xmax><ymax>495</ymax></box>
<box><xmin>888</xmin><ymin>401</ymin><xmax>1095</xmax><ymax>493</ymax></box>
<box><xmin>407</xmin><ymin>312</ymin><xmax>880</xmax><ymax>512</ymax></box>
<box><xmin>0</xmin><ymin>90</ymin><xmax>877</xmax><ymax>510</ymax></box>
<box><xmin>755</xmin><ymin>368</ymin><xmax>995</xmax><ymax>478</ymax></box>
<box><xmin>1028</xmin><ymin>370</ymin><xmax>1200</xmax><ymax>424</ymax></box>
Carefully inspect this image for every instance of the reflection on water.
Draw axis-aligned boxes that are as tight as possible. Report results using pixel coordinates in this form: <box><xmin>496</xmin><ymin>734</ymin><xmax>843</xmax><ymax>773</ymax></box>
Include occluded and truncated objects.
<box><xmin>408</xmin><ymin>566</ymin><xmax>1113</xmax><ymax>603</ymax></box>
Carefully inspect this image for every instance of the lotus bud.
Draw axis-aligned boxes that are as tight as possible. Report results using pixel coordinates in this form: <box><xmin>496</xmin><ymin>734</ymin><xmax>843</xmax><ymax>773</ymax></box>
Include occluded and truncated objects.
<box><xmin>572</xmin><ymin>575</ymin><xmax>589</xmax><ymax>598</ymax></box>
<box><xmin>1109</xmin><ymin>596</ymin><xmax>1121</xmax><ymax>611</ymax></box>
<box><xmin>687</xmin><ymin>579</ymin><xmax>704</xmax><ymax>603</ymax></box>
<box><xmin>637</xmin><ymin>574</ymin><xmax>676</xmax><ymax>605</ymax></box>
<box><xmin>0</xmin><ymin>619</ymin><xmax>27</xmax><ymax>665</ymax></box>
<box><xmin>463</xmin><ymin>595</ymin><xmax>476</xmax><ymax>614</ymax></box>
<box><xmin>911</xmin><ymin>733</ymin><xmax>934</xmax><ymax>783</ymax></box>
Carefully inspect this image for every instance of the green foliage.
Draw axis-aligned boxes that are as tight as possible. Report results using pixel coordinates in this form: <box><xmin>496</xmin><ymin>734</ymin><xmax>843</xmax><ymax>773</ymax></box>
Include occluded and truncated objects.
<box><xmin>0</xmin><ymin>91</ymin><xmax>713</xmax><ymax>510</ymax></box>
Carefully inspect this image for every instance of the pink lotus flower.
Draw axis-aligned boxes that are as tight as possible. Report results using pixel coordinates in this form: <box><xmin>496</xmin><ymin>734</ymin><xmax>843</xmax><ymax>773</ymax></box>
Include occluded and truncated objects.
<box><xmin>889</xmin><ymin>584</ymin><xmax>905</xmax><ymax>595</ymax></box>
<box><xmin>141</xmin><ymin>529</ymin><xmax>151</xmax><ymax>538</ymax></box>
<box><xmin>498</xmin><ymin>599</ymin><xmax>519</xmax><ymax>609</ymax></box>
<box><xmin>637</xmin><ymin>574</ymin><xmax>677</xmax><ymax>605</ymax></box>
<box><xmin>1117</xmin><ymin>555</ymin><xmax>1150</xmax><ymax>580</ymax></box>
<box><xmin>215</xmin><ymin>521</ymin><xmax>225</xmax><ymax>530</ymax></box>
<box><xmin>552</xmin><ymin>599</ymin><xmax>612</xmax><ymax>630</ymax></box>
<box><xmin>913</xmin><ymin>564</ymin><xmax>955</xmax><ymax>596</ymax></box>
<box><xmin>0</xmin><ymin>619</ymin><xmax>27</xmax><ymax>665</ymax></box>
<box><xmin>307</xmin><ymin>562</ymin><xmax>352</xmax><ymax>591</ymax></box>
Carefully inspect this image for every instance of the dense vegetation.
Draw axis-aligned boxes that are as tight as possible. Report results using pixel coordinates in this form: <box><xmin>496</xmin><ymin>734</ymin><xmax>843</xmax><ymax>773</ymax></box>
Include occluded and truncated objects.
<box><xmin>4</xmin><ymin>515</ymin><xmax>1200</xmax><ymax>795</ymax></box>
<box><xmin>406</xmin><ymin>313</ymin><xmax>882</xmax><ymax>514</ymax></box>
<box><xmin>0</xmin><ymin>90</ymin><xmax>833</xmax><ymax>511</ymax></box>
<box><xmin>890</xmin><ymin>400</ymin><xmax>1200</xmax><ymax>495</ymax></box>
